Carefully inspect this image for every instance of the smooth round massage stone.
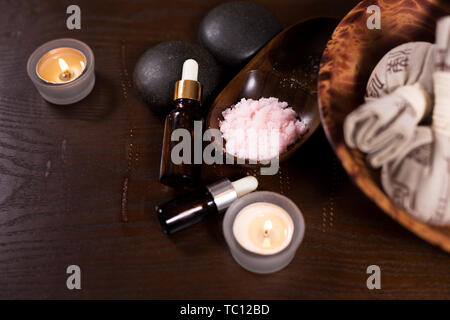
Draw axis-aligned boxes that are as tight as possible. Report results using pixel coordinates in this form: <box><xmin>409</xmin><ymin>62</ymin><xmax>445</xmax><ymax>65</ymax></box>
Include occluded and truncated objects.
<box><xmin>199</xmin><ymin>1</ymin><xmax>281</xmax><ymax>66</ymax></box>
<box><xmin>133</xmin><ymin>40</ymin><xmax>220</xmax><ymax>115</ymax></box>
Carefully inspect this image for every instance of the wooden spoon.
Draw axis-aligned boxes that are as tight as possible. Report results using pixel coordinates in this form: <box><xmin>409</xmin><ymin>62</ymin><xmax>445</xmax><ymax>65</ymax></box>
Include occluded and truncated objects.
<box><xmin>206</xmin><ymin>17</ymin><xmax>338</xmax><ymax>164</ymax></box>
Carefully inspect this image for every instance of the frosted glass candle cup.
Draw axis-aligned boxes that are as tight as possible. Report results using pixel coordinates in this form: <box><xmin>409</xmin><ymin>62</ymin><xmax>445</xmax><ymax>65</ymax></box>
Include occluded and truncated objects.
<box><xmin>27</xmin><ymin>38</ymin><xmax>95</xmax><ymax>105</ymax></box>
<box><xmin>223</xmin><ymin>191</ymin><xmax>305</xmax><ymax>274</ymax></box>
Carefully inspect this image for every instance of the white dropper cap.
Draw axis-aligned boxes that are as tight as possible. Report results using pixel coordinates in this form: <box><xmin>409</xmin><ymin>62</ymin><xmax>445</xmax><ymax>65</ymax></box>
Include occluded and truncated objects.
<box><xmin>232</xmin><ymin>176</ymin><xmax>258</xmax><ymax>198</ymax></box>
<box><xmin>181</xmin><ymin>59</ymin><xmax>199</xmax><ymax>81</ymax></box>
<box><xmin>207</xmin><ymin>176</ymin><xmax>258</xmax><ymax>212</ymax></box>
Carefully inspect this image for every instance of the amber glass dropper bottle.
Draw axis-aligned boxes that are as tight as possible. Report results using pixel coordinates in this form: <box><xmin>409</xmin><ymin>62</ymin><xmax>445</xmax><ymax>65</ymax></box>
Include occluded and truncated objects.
<box><xmin>159</xmin><ymin>59</ymin><xmax>203</xmax><ymax>188</ymax></box>
<box><xmin>156</xmin><ymin>176</ymin><xmax>258</xmax><ymax>234</ymax></box>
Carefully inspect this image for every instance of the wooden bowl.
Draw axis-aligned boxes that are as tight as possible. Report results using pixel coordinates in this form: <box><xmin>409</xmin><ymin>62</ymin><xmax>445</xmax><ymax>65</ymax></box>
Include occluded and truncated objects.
<box><xmin>206</xmin><ymin>18</ymin><xmax>337</xmax><ymax>165</ymax></box>
<box><xmin>318</xmin><ymin>0</ymin><xmax>450</xmax><ymax>252</ymax></box>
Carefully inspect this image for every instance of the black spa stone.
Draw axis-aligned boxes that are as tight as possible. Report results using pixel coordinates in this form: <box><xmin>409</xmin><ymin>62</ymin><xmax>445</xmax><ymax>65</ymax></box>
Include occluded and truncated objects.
<box><xmin>133</xmin><ymin>40</ymin><xmax>220</xmax><ymax>116</ymax></box>
<box><xmin>199</xmin><ymin>1</ymin><xmax>281</xmax><ymax>66</ymax></box>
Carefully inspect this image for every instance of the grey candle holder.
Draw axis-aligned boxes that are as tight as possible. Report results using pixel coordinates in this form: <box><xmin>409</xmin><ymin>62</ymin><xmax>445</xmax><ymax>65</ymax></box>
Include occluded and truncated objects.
<box><xmin>27</xmin><ymin>38</ymin><xmax>95</xmax><ymax>105</ymax></box>
<box><xmin>223</xmin><ymin>191</ymin><xmax>305</xmax><ymax>274</ymax></box>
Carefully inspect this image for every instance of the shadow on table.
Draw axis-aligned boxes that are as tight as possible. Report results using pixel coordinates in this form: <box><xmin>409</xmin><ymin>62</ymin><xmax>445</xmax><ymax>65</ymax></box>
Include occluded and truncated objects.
<box><xmin>48</xmin><ymin>72</ymin><xmax>120</xmax><ymax>122</ymax></box>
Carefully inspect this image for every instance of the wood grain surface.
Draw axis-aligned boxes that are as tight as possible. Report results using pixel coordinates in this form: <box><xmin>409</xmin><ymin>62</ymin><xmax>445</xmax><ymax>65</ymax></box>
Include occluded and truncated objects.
<box><xmin>0</xmin><ymin>0</ymin><xmax>448</xmax><ymax>299</ymax></box>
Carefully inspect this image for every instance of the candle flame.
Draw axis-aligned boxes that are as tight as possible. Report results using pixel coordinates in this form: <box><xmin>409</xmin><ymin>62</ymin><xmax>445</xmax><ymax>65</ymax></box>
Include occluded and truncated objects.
<box><xmin>264</xmin><ymin>220</ymin><xmax>272</xmax><ymax>234</ymax></box>
<box><xmin>58</xmin><ymin>58</ymin><xmax>69</xmax><ymax>72</ymax></box>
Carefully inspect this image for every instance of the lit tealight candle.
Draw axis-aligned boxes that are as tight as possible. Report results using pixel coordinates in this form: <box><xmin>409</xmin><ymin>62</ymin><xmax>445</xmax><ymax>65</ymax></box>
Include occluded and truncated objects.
<box><xmin>232</xmin><ymin>202</ymin><xmax>294</xmax><ymax>255</ymax></box>
<box><xmin>27</xmin><ymin>38</ymin><xmax>95</xmax><ymax>105</ymax></box>
<box><xmin>223</xmin><ymin>191</ymin><xmax>305</xmax><ymax>274</ymax></box>
<box><xmin>36</xmin><ymin>48</ymin><xmax>87</xmax><ymax>84</ymax></box>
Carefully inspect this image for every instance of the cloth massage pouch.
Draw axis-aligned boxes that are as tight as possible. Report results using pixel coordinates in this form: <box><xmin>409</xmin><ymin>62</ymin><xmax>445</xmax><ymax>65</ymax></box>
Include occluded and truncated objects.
<box><xmin>381</xmin><ymin>16</ymin><xmax>450</xmax><ymax>226</ymax></box>
<box><xmin>344</xmin><ymin>41</ymin><xmax>435</xmax><ymax>167</ymax></box>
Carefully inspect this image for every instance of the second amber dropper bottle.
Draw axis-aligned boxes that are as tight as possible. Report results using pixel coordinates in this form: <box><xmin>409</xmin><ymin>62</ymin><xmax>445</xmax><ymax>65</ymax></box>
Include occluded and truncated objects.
<box><xmin>159</xmin><ymin>59</ymin><xmax>203</xmax><ymax>188</ymax></box>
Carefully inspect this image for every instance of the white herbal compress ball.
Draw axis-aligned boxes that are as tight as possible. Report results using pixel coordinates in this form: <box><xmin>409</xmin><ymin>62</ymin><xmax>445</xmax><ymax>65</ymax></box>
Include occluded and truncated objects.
<box><xmin>381</xmin><ymin>16</ymin><xmax>450</xmax><ymax>226</ymax></box>
<box><xmin>344</xmin><ymin>42</ymin><xmax>435</xmax><ymax>167</ymax></box>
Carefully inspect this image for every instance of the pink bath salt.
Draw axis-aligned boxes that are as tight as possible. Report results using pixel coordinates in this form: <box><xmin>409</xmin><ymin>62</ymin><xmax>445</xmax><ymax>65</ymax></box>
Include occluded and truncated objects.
<box><xmin>219</xmin><ymin>97</ymin><xmax>308</xmax><ymax>161</ymax></box>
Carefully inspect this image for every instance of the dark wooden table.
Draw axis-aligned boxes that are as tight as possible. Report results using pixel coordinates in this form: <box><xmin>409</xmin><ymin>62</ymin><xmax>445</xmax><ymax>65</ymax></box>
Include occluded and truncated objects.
<box><xmin>0</xmin><ymin>0</ymin><xmax>448</xmax><ymax>299</ymax></box>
